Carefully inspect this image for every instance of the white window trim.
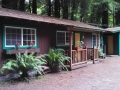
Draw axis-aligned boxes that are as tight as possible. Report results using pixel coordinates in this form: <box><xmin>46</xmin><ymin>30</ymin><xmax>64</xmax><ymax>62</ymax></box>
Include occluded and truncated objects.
<box><xmin>5</xmin><ymin>26</ymin><xmax>37</xmax><ymax>47</ymax></box>
<box><xmin>56</xmin><ymin>31</ymin><xmax>73</xmax><ymax>46</ymax></box>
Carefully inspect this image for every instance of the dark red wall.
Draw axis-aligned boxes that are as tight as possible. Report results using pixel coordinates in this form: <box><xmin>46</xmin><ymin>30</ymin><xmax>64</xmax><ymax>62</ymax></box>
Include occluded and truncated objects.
<box><xmin>0</xmin><ymin>17</ymin><xmax>62</xmax><ymax>68</ymax></box>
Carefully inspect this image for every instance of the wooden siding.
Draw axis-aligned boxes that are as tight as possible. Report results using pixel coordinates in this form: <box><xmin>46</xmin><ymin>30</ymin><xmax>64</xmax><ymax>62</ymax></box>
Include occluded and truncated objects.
<box><xmin>83</xmin><ymin>32</ymin><xmax>92</xmax><ymax>48</ymax></box>
<box><xmin>0</xmin><ymin>17</ymin><xmax>59</xmax><ymax>68</ymax></box>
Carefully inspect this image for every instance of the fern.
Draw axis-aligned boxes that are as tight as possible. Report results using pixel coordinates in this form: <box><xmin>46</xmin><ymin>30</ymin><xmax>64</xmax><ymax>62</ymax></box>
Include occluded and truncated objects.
<box><xmin>0</xmin><ymin>51</ymin><xmax>47</xmax><ymax>77</ymax></box>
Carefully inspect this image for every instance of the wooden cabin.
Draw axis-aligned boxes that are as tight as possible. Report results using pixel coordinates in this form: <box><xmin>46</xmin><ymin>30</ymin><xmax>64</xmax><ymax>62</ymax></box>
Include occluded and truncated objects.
<box><xmin>0</xmin><ymin>8</ymin><xmax>105</xmax><ymax>71</ymax></box>
<box><xmin>103</xmin><ymin>27</ymin><xmax>120</xmax><ymax>55</ymax></box>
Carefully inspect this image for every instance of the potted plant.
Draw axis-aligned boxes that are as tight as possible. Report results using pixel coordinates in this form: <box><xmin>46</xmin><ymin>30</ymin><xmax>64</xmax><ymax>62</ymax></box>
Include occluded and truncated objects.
<box><xmin>74</xmin><ymin>41</ymin><xmax>84</xmax><ymax>51</ymax></box>
<box><xmin>44</xmin><ymin>48</ymin><xmax>70</xmax><ymax>73</ymax></box>
<box><xmin>98</xmin><ymin>48</ymin><xmax>105</xmax><ymax>59</ymax></box>
<box><xmin>29</xmin><ymin>42</ymin><xmax>35</xmax><ymax>48</ymax></box>
<box><xmin>15</xmin><ymin>40</ymin><xmax>20</xmax><ymax>50</ymax></box>
<box><xmin>0</xmin><ymin>51</ymin><xmax>47</xmax><ymax>79</ymax></box>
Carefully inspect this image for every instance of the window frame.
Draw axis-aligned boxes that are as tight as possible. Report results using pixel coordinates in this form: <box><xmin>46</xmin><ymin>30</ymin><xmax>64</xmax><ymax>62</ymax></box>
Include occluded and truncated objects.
<box><xmin>92</xmin><ymin>33</ymin><xmax>100</xmax><ymax>48</ymax></box>
<box><xmin>56</xmin><ymin>31</ymin><xmax>73</xmax><ymax>46</ymax></box>
<box><xmin>3</xmin><ymin>25</ymin><xmax>37</xmax><ymax>49</ymax></box>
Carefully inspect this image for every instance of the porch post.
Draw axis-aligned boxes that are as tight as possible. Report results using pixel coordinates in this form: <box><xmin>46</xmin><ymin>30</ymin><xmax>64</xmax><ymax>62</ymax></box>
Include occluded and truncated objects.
<box><xmin>69</xmin><ymin>31</ymin><xmax>72</xmax><ymax>70</ymax></box>
<box><xmin>118</xmin><ymin>33</ymin><xmax>120</xmax><ymax>55</ymax></box>
<box><xmin>97</xmin><ymin>33</ymin><xmax>98</xmax><ymax>48</ymax></box>
<box><xmin>93</xmin><ymin>46</ymin><xmax>95</xmax><ymax>64</ymax></box>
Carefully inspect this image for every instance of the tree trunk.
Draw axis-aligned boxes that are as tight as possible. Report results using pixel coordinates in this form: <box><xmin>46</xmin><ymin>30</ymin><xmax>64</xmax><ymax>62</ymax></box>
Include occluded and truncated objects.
<box><xmin>2</xmin><ymin>0</ymin><xmax>18</xmax><ymax>10</ymax></box>
<box><xmin>102</xmin><ymin>2</ymin><xmax>108</xmax><ymax>28</ymax></box>
<box><xmin>54</xmin><ymin>0</ymin><xmax>60</xmax><ymax>18</ymax></box>
<box><xmin>47</xmin><ymin>0</ymin><xmax>51</xmax><ymax>16</ymax></box>
<box><xmin>32</xmin><ymin>0</ymin><xmax>37</xmax><ymax>14</ymax></box>
<box><xmin>63</xmin><ymin>0</ymin><xmax>68</xmax><ymax>19</ymax></box>
<box><xmin>19</xmin><ymin>0</ymin><xmax>25</xmax><ymax>11</ymax></box>
<box><xmin>71</xmin><ymin>0</ymin><xmax>75</xmax><ymax>20</ymax></box>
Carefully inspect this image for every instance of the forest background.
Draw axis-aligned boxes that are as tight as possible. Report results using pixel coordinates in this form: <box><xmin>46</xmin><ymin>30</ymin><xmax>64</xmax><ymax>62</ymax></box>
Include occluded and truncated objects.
<box><xmin>0</xmin><ymin>0</ymin><xmax>120</xmax><ymax>28</ymax></box>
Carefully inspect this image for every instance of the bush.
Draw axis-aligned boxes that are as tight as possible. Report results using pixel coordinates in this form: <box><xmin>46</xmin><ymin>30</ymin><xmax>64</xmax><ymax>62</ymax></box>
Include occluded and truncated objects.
<box><xmin>0</xmin><ymin>51</ymin><xmax>47</xmax><ymax>77</ymax></box>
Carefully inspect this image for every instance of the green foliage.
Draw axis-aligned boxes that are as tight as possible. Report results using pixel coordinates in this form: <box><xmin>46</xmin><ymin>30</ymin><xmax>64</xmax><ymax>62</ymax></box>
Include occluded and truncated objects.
<box><xmin>76</xmin><ymin>41</ymin><xmax>84</xmax><ymax>47</ymax></box>
<box><xmin>0</xmin><ymin>51</ymin><xmax>47</xmax><ymax>77</ymax></box>
<box><xmin>98</xmin><ymin>48</ymin><xmax>104</xmax><ymax>56</ymax></box>
<box><xmin>44</xmin><ymin>48</ymin><xmax>70</xmax><ymax>71</ymax></box>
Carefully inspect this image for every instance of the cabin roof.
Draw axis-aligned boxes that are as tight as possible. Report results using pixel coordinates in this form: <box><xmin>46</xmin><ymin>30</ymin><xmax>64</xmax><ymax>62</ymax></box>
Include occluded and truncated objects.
<box><xmin>105</xmin><ymin>27</ymin><xmax>120</xmax><ymax>33</ymax></box>
<box><xmin>0</xmin><ymin>8</ymin><xmax>104</xmax><ymax>31</ymax></box>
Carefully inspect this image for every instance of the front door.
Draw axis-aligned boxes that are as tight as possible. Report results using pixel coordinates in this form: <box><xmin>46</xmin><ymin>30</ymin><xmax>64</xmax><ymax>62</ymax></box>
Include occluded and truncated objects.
<box><xmin>108</xmin><ymin>36</ymin><xmax>113</xmax><ymax>54</ymax></box>
<box><xmin>75</xmin><ymin>33</ymin><xmax>80</xmax><ymax>47</ymax></box>
<box><xmin>75</xmin><ymin>33</ymin><xmax>81</xmax><ymax>61</ymax></box>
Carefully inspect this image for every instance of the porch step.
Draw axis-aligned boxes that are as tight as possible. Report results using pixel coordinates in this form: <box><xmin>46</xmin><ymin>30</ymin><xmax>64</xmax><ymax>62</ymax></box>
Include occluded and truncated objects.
<box><xmin>71</xmin><ymin>63</ymin><xmax>87</xmax><ymax>70</ymax></box>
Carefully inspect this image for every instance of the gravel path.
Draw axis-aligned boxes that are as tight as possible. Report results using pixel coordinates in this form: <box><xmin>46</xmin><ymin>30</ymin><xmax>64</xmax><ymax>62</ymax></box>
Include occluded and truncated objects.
<box><xmin>0</xmin><ymin>55</ymin><xmax>120</xmax><ymax>90</ymax></box>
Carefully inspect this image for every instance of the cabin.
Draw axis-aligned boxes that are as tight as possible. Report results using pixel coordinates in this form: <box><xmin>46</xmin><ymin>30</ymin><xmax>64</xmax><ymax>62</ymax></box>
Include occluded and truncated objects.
<box><xmin>103</xmin><ymin>27</ymin><xmax>120</xmax><ymax>55</ymax></box>
<box><xmin>0</xmin><ymin>8</ymin><xmax>105</xmax><ymax>70</ymax></box>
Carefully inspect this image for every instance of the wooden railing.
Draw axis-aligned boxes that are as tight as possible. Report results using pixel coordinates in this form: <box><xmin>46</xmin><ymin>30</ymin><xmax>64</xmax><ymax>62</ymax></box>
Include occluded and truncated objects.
<box><xmin>65</xmin><ymin>49</ymin><xmax>87</xmax><ymax>70</ymax></box>
<box><xmin>87</xmin><ymin>47</ymin><xmax>98</xmax><ymax>64</ymax></box>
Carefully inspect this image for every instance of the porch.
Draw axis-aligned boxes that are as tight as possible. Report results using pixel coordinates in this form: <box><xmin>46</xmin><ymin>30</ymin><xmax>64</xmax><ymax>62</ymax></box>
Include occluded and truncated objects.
<box><xmin>64</xmin><ymin>27</ymin><xmax>103</xmax><ymax>70</ymax></box>
<box><xmin>65</xmin><ymin>46</ymin><xmax>99</xmax><ymax>70</ymax></box>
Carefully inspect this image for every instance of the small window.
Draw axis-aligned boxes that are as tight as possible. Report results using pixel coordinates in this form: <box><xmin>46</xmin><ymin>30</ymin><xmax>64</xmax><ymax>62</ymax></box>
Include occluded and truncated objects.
<box><xmin>92</xmin><ymin>33</ymin><xmax>100</xmax><ymax>48</ymax></box>
<box><xmin>5</xmin><ymin>26</ymin><xmax>36</xmax><ymax>48</ymax></box>
<box><xmin>56</xmin><ymin>31</ymin><xmax>72</xmax><ymax>46</ymax></box>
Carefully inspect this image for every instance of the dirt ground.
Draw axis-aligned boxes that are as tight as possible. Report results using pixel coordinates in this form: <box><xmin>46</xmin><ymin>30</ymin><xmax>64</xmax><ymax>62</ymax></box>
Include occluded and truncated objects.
<box><xmin>1</xmin><ymin>55</ymin><xmax>120</xmax><ymax>90</ymax></box>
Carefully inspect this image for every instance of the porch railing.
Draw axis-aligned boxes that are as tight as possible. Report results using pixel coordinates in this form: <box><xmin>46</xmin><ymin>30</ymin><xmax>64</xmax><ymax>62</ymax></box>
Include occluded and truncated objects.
<box><xmin>87</xmin><ymin>47</ymin><xmax>98</xmax><ymax>64</ymax></box>
<box><xmin>65</xmin><ymin>49</ymin><xmax>87</xmax><ymax>70</ymax></box>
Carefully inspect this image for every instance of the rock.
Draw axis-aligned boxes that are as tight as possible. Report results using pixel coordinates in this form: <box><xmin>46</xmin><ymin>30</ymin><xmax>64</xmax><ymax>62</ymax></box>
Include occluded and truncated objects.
<box><xmin>0</xmin><ymin>73</ymin><xmax>21</xmax><ymax>81</ymax></box>
<box><xmin>38</xmin><ymin>66</ymin><xmax>50</xmax><ymax>74</ymax></box>
<box><xmin>27</xmin><ymin>70</ymin><xmax>38</xmax><ymax>77</ymax></box>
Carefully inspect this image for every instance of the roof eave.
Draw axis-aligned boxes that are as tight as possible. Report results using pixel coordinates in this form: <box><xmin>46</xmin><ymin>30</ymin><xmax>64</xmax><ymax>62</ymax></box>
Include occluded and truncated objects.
<box><xmin>72</xmin><ymin>26</ymin><xmax>105</xmax><ymax>32</ymax></box>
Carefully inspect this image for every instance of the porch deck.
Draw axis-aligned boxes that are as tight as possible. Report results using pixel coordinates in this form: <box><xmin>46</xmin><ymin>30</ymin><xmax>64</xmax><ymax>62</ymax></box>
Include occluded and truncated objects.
<box><xmin>65</xmin><ymin>47</ymin><xmax>99</xmax><ymax>70</ymax></box>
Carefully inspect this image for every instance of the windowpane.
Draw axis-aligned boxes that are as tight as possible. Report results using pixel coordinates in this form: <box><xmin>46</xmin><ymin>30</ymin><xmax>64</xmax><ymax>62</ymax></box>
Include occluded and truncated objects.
<box><xmin>11</xmin><ymin>40</ymin><xmax>17</xmax><ymax>45</ymax></box>
<box><xmin>17</xmin><ymin>29</ymin><xmax>21</xmax><ymax>34</ymax></box>
<box><xmin>32</xmin><ymin>35</ymin><xmax>35</xmax><ymax>40</ymax></box>
<box><xmin>17</xmin><ymin>35</ymin><xmax>21</xmax><ymax>40</ymax></box>
<box><xmin>93</xmin><ymin>34</ymin><xmax>96</xmax><ymax>47</ymax></box>
<box><xmin>6</xmin><ymin>40</ymin><xmax>11</xmax><ymax>45</ymax></box>
<box><xmin>23</xmin><ymin>41</ymin><xmax>27</xmax><ymax>45</ymax></box>
<box><xmin>23</xmin><ymin>29</ymin><xmax>27</xmax><ymax>34</ymax></box>
<box><xmin>11</xmin><ymin>29</ymin><xmax>17</xmax><ymax>34</ymax></box>
<box><xmin>6</xmin><ymin>34</ymin><xmax>11</xmax><ymax>39</ymax></box>
<box><xmin>6</xmin><ymin>27</ymin><xmax>21</xmax><ymax>46</ymax></box>
<box><xmin>6</xmin><ymin>28</ymin><xmax>11</xmax><ymax>33</ymax></box>
<box><xmin>57</xmin><ymin>32</ymin><xmax>65</xmax><ymax>45</ymax></box>
<box><xmin>32</xmin><ymin>30</ymin><xmax>35</xmax><ymax>34</ymax></box>
<box><xmin>5</xmin><ymin>26</ymin><xmax>36</xmax><ymax>47</ymax></box>
<box><xmin>66</xmin><ymin>32</ymin><xmax>70</xmax><ymax>44</ymax></box>
<box><xmin>28</xmin><ymin>35</ymin><xmax>31</xmax><ymax>40</ymax></box>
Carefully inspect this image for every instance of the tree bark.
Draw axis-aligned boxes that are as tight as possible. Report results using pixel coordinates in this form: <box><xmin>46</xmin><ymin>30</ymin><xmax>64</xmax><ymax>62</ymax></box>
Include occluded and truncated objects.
<box><xmin>19</xmin><ymin>0</ymin><xmax>25</xmax><ymax>11</ymax></box>
<box><xmin>102</xmin><ymin>2</ymin><xmax>108</xmax><ymax>28</ymax></box>
<box><xmin>63</xmin><ymin>0</ymin><xmax>68</xmax><ymax>19</ymax></box>
<box><xmin>2</xmin><ymin>0</ymin><xmax>18</xmax><ymax>10</ymax></box>
<box><xmin>32</xmin><ymin>0</ymin><xmax>37</xmax><ymax>14</ymax></box>
<box><xmin>47</xmin><ymin>0</ymin><xmax>51</xmax><ymax>16</ymax></box>
<box><xmin>54</xmin><ymin>0</ymin><xmax>60</xmax><ymax>18</ymax></box>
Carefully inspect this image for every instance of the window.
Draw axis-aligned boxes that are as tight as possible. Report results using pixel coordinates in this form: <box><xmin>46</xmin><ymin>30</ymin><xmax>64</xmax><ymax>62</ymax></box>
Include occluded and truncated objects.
<box><xmin>56</xmin><ymin>31</ymin><xmax>72</xmax><ymax>46</ymax></box>
<box><xmin>92</xmin><ymin>33</ymin><xmax>100</xmax><ymax>48</ymax></box>
<box><xmin>5</xmin><ymin>26</ymin><xmax>36</xmax><ymax>48</ymax></box>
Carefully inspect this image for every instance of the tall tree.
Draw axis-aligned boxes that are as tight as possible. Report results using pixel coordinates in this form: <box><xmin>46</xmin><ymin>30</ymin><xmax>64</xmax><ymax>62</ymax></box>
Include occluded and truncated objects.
<box><xmin>32</xmin><ymin>0</ymin><xmax>37</xmax><ymax>14</ymax></box>
<box><xmin>47</xmin><ymin>0</ymin><xmax>51</xmax><ymax>16</ymax></box>
<box><xmin>54</xmin><ymin>0</ymin><xmax>60</xmax><ymax>18</ymax></box>
<box><xmin>115</xmin><ymin>0</ymin><xmax>120</xmax><ymax>26</ymax></box>
<box><xmin>19</xmin><ymin>0</ymin><xmax>25</xmax><ymax>11</ymax></box>
<box><xmin>2</xmin><ymin>0</ymin><xmax>18</xmax><ymax>10</ymax></box>
<box><xmin>62</xmin><ymin>0</ymin><xmax>68</xmax><ymax>19</ymax></box>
